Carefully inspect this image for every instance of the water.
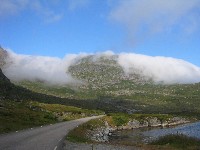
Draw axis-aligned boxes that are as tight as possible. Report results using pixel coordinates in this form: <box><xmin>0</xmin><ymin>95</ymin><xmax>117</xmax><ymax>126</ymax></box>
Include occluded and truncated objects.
<box><xmin>143</xmin><ymin>121</ymin><xmax>200</xmax><ymax>142</ymax></box>
<box><xmin>110</xmin><ymin>121</ymin><xmax>200</xmax><ymax>144</ymax></box>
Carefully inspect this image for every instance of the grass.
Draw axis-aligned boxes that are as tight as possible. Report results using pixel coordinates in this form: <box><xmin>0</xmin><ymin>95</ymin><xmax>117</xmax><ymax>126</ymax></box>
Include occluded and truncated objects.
<box><xmin>2</xmin><ymin>65</ymin><xmax>200</xmax><ymax>149</ymax></box>
<box><xmin>67</xmin><ymin>118</ymin><xmax>105</xmax><ymax>143</ymax></box>
<box><xmin>31</xmin><ymin>101</ymin><xmax>103</xmax><ymax>121</ymax></box>
<box><xmin>66</xmin><ymin>113</ymin><xmax>178</xmax><ymax>143</ymax></box>
<box><xmin>31</xmin><ymin>101</ymin><xmax>103</xmax><ymax>115</ymax></box>
<box><xmin>0</xmin><ymin>100</ymin><xmax>104</xmax><ymax>134</ymax></box>
<box><xmin>109</xmin><ymin>113</ymin><xmax>129</xmax><ymax>126</ymax></box>
<box><xmin>4</xmin><ymin>56</ymin><xmax>200</xmax><ymax>116</ymax></box>
<box><xmin>0</xmin><ymin>100</ymin><xmax>57</xmax><ymax>133</ymax></box>
<box><xmin>67</xmin><ymin>117</ymin><xmax>200</xmax><ymax>150</ymax></box>
<box><xmin>15</xmin><ymin>79</ymin><xmax>200</xmax><ymax>116</ymax></box>
<box><xmin>2</xmin><ymin>58</ymin><xmax>200</xmax><ymax>149</ymax></box>
<box><xmin>107</xmin><ymin>113</ymin><xmax>174</xmax><ymax>127</ymax></box>
<box><xmin>150</xmin><ymin>134</ymin><xmax>200</xmax><ymax>150</ymax></box>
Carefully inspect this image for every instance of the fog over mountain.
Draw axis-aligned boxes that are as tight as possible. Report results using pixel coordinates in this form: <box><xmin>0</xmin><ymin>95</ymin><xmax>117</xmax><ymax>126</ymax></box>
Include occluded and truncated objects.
<box><xmin>118</xmin><ymin>53</ymin><xmax>200</xmax><ymax>84</ymax></box>
<box><xmin>2</xmin><ymin>50</ymin><xmax>200</xmax><ymax>85</ymax></box>
<box><xmin>2</xmin><ymin>51</ymin><xmax>83</xmax><ymax>85</ymax></box>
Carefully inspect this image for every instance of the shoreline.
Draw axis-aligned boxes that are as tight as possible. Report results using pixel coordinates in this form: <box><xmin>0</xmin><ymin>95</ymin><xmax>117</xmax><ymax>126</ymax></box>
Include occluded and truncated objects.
<box><xmin>63</xmin><ymin>120</ymin><xmax>200</xmax><ymax>150</ymax></box>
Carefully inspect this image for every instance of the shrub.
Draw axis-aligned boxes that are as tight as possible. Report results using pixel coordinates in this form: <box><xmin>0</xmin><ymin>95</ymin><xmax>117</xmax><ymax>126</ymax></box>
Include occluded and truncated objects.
<box><xmin>150</xmin><ymin>134</ymin><xmax>200</xmax><ymax>149</ymax></box>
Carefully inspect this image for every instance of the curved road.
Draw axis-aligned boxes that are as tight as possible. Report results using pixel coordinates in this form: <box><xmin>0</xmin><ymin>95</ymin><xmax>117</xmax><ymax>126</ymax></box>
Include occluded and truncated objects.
<box><xmin>0</xmin><ymin>115</ymin><xmax>104</xmax><ymax>150</ymax></box>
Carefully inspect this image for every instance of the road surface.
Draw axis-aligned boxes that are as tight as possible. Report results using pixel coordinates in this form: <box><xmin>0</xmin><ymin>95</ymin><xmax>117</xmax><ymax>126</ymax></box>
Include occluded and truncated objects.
<box><xmin>0</xmin><ymin>115</ymin><xmax>104</xmax><ymax>150</ymax></box>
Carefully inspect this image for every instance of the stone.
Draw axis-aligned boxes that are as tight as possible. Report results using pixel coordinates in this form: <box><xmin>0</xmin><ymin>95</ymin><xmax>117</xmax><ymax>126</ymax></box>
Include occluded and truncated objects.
<box><xmin>148</xmin><ymin>117</ymin><xmax>162</xmax><ymax>127</ymax></box>
<box><xmin>90</xmin><ymin>126</ymin><xmax>113</xmax><ymax>142</ymax></box>
<box><xmin>127</xmin><ymin>119</ymin><xmax>140</xmax><ymax>129</ymax></box>
<box><xmin>168</xmin><ymin>117</ymin><xmax>189</xmax><ymax>126</ymax></box>
<box><xmin>140</xmin><ymin>120</ymin><xmax>148</xmax><ymax>127</ymax></box>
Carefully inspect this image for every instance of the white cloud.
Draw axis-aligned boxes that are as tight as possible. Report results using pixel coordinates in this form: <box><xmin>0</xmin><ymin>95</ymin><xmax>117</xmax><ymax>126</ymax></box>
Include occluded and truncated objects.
<box><xmin>0</xmin><ymin>0</ymin><xmax>29</xmax><ymax>17</ymax></box>
<box><xmin>118</xmin><ymin>53</ymin><xmax>200</xmax><ymax>84</ymax></box>
<box><xmin>110</xmin><ymin>0</ymin><xmax>200</xmax><ymax>39</ymax></box>
<box><xmin>29</xmin><ymin>0</ymin><xmax>63</xmax><ymax>23</ymax></box>
<box><xmin>2</xmin><ymin>50</ymin><xmax>200</xmax><ymax>85</ymax></box>
<box><xmin>67</xmin><ymin>0</ymin><xmax>90</xmax><ymax>11</ymax></box>
<box><xmin>3</xmin><ymin>51</ymin><xmax>83</xmax><ymax>85</ymax></box>
<box><xmin>0</xmin><ymin>0</ymin><xmax>62</xmax><ymax>23</ymax></box>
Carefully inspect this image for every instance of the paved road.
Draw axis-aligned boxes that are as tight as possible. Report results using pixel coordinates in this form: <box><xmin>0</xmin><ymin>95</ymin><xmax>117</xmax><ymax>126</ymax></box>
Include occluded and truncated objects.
<box><xmin>0</xmin><ymin>115</ymin><xmax>104</xmax><ymax>150</ymax></box>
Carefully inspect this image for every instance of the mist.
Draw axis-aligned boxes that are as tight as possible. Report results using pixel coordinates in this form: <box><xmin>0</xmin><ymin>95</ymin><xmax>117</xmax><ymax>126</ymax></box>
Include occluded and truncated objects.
<box><xmin>3</xmin><ymin>51</ymin><xmax>84</xmax><ymax>85</ymax></box>
<box><xmin>118</xmin><ymin>53</ymin><xmax>200</xmax><ymax>84</ymax></box>
<box><xmin>2</xmin><ymin>50</ymin><xmax>200</xmax><ymax>85</ymax></box>
<box><xmin>110</xmin><ymin>0</ymin><xmax>200</xmax><ymax>39</ymax></box>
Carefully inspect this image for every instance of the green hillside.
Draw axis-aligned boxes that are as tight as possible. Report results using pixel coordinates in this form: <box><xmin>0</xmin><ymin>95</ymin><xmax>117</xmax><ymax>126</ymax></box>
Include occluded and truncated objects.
<box><xmin>0</xmin><ymin>68</ymin><xmax>103</xmax><ymax>133</ymax></box>
<box><xmin>1</xmin><ymin>47</ymin><xmax>200</xmax><ymax>115</ymax></box>
<box><xmin>1</xmin><ymin>48</ymin><xmax>200</xmax><ymax>134</ymax></box>
<box><xmin>11</xmin><ymin>55</ymin><xmax>200</xmax><ymax>116</ymax></box>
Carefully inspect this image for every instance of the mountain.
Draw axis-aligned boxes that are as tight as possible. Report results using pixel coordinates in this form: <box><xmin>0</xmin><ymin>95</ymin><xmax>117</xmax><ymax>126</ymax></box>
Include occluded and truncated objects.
<box><xmin>0</xmin><ymin>68</ymin><xmax>10</xmax><ymax>83</ymax></box>
<box><xmin>0</xmin><ymin>46</ymin><xmax>8</xmax><ymax>68</ymax></box>
<box><xmin>0</xmin><ymin>67</ymin><xmax>104</xmax><ymax>133</ymax></box>
<box><xmin>1</xmin><ymin>48</ymin><xmax>200</xmax><ymax>115</ymax></box>
<box><xmin>0</xmin><ymin>68</ymin><xmax>11</xmax><ymax>99</ymax></box>
<box><xmin>68</xmin><ymin>55</ymin><xmax>151</xmax><ymax>90</ymax></box>
<box><xmin>0</xmin><ymin>65</ymin><xmax>133</xmax><ymax>113</ymax></box>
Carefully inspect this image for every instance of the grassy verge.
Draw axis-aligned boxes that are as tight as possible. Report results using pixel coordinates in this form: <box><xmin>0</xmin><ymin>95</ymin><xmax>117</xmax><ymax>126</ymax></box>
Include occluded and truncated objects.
<box><xmin>150</xmin><ymin>134</ymin><xmax>200</xmax><ymax>150</ymax></box>
<box><xmin>108</xmin><ymin>113</ymin><xmax>173</xmax><ymax>127</ymax></box>
<box><xmin>31</xmin><ymin>101</ymin><xmax>103</xmax><ymax>121</ymax></box>
<box><xmin>0</xmin><ymin>100</ymin><xmax>104</xmax><ymax>134</ymax></box>
<box><xmin>67</xmin><ymin>118</ymin><xmax>105</xmax><ymax>143</ymax></box>
<box><xmin>66</xmin><ymin>113</ymin><xmax>178</xmax><ymax>143</ymax></box>
<box><xmin>0</xmin><ymin>100</ymin><xmax>57</xmax><ymax>133</ymax></box>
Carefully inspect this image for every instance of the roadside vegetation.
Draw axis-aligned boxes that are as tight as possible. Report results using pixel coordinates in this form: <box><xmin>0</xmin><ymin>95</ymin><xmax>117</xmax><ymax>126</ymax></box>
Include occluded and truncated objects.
<box><xmin>0</xmin><ymin>100</ymin><xmax>56</xmax><ymax>133</ymax></box>
<box><xmin>31</xmin><ymin>101</ymin><xmax>103</xmax><ymax>121</ymax></box>
<box><xmin>67</xmin><ymin>114</ymin><xmax>200</xmax><ymax>150</ymax></box>
<box><xmin>108</xmin><ymin>113</ymin><xmax>174</xmax><ymax>126</ymax></box>
<box><xmin>0</xmin><ymin>67</ymin><xmax>105</xmax><ymax>134</ymax></box>
<box><xmin>150</xmin><ymin>134</ymin><xmax>200</xmax><ymax>150</ymax></box>
<box><xmin>2</xmin><ymin>56</ymin><xmax>200</xmax><ymax>149</ymax></box>
<box><xmin>67</xmin><ymin>113</ymin><xmax>186</xmax><ymax>143</ymax></box>
<box><xmin>0</xmin><ymin>100</ymin><xmax>103</xmax><ymax>134</ymax></box>
<box><xmin>67</xmin><ymin>117</ymin><xmax>104</xmax><ymax>143</ymax></box>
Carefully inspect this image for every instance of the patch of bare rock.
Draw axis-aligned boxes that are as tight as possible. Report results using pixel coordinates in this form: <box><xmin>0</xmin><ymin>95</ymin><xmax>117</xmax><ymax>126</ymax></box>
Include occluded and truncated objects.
<box><xmin>89</xmin><ymin>117</ymin><xmax>189</xmax><ymax>143</ymax></box>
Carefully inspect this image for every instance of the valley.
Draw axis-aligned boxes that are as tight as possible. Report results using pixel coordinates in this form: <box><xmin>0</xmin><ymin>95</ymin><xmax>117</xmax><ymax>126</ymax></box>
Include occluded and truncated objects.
<box><xmin>1</xmin><ymin>47</ymin><xmax>200</xmax><ymax>149</ymax></box>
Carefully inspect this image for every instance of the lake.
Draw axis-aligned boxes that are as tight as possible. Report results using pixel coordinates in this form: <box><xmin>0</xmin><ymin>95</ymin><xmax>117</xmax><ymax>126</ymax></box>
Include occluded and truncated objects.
<box><xmin>109</xmin><ymin>121</ymin><xmax>200</xmax><ymax>145</ymax></box>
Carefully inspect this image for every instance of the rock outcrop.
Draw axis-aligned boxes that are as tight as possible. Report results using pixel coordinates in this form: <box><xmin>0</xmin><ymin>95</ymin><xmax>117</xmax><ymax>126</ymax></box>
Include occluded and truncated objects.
<box><xmin>89</xmin><ymin>121</ymin><xmax>113</xmax><ymax>142</ymax></box>
<box><xmin>0</xmin><ymin>68</ymin><xmax>10</xmax><ymax>82</ymax></box>
<box><xmin>119</xmin><ymin>117</ymin><xmax>189</xmax><ymax>130</ymax></box>
<box><xmin>0</xmin><ymin>68</ymin><xmax>12</xmax><ymax>100</ymax></box>
<box><xmin>89</xmin><ymin>117</ymin><xmax>189</xmax><ymax>142</ymax></box>
<box><xmin>0</xmin><ymin>46</ymin><xmax>8</xmax><ymax>68</ymax></box>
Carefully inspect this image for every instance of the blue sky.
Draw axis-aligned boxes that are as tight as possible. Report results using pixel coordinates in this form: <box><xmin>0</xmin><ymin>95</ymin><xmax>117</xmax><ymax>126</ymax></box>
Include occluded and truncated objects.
<box><xmin>0</xmin><ymin>0</ymin><xmax>200</xmax><ymax>66</ymax></box>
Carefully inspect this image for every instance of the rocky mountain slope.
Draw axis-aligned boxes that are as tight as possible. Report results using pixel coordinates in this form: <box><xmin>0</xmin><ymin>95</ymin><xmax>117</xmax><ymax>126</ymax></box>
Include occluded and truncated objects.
<box><xmin>0</xmin><ymin>68</ymin><xmax>10</xmax><ymax>83</ymax></box>
<box><xmin>0</xmin><ymin>47</ymin><xmax>151</xmax><ymax>88</ymax></box>
<box><xmin>0</xmin><ymin>46</ymin><xmax>8</xmax><ymax>67</ymax></box>
<box><xmin>0</xmin><ymin>64</ymin><xmax>134</xmax><ymax>113</ymax></box>
<box><xmin>1</xmin><ymin>47</ymin><xmax>200</xmax><ymax>115</ymax></box>
<box><xmin>0</xmin><ymin>67</ymin><xmax>105</xmax><ymax>133</ymax></box>
<box><xmin>0</xmin><ymin>68</ymin><xmax>12</xmax><ymax>100</ymax></box>
<box><xmin>68</xmin><ymin>55</ymin><xmax>151</xmax><ymax>90</ymax></box>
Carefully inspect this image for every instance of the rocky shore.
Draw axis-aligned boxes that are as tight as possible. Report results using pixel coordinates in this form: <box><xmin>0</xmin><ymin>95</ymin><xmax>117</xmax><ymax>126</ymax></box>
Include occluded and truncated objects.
<box><xmin>88</xmin><ymin>117</ymin><xmax>189</xmax><ymax>143</ymax></box>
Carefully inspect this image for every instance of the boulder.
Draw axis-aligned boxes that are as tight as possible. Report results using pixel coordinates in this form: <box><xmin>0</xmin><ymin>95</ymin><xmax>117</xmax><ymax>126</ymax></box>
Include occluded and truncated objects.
<box><xmin>148</xmin><ymin>117</ymin><xmax>162</xmax><ymax>127</ymax></box>
<box><xmin>127</xmin><ymin>119</ymin><xmax>140</xmax><ymax>129</ymax></box>
<box><xmin>168</xmin><ymin>117</ymin><xmax>189</xmax><ymax>126</ymax></box>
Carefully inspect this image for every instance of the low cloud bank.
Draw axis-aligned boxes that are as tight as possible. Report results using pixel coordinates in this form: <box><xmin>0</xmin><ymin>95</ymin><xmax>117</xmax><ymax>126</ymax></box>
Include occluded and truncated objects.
<box><xmin>3</xmin><ymin>51</ymin><xmax>84</xmax><ymax>85</ymax></box>
<box><xmin>118</xmin><ymin>53</ymin><xmax>200</xmax><ymax>84</ymax></box>
<box><xmin>2</xmin><ymin>50</ymin><xmax>200</xmax><ymax>85</ymax></box>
